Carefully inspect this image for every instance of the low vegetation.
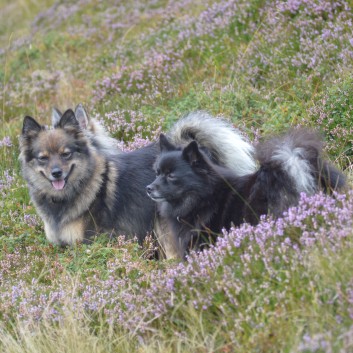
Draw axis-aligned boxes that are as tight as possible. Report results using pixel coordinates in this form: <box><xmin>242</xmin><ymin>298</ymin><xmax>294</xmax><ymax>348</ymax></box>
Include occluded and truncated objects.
<box><xmin>0</xmin><ymin>0</ymin><xmax>352</xmax><ymax>351</ymax></box>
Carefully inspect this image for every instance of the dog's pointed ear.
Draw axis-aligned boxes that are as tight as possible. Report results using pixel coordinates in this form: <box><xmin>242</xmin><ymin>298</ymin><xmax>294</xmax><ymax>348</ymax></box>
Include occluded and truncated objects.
<box><xmin>22</xmin><ymin>116</ymin><xmax>42</xmax><ymax>136</ymax></box>
<box><xmin>159</xmin><ymin>133</ymin><xmax>176</xmax><ymax>152</ymax></box>
<box><xmin>182</xmin><ymin>141</ymin><xmax>203</xmax><ymax>165</ymax></box>
<box><xmin>75</xmin><ymin>103</ymin><xmax>89</xmax><ymax>130</ymax></box>
<box><xmin>58</xmin><ymin>109</ymin><xmax>80</xmax><ymax>130</ymax></box>
<box><xmin>52</xmin><ymin>108</ymin><xmax>62</xmax><ymax>127</ymax></box>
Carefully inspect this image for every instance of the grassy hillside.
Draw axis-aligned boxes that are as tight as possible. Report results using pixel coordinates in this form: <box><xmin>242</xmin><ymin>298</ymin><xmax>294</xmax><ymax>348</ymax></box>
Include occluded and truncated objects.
<box><xmin>0</xmin><ymin>0</ymin><xmax>353</xmax><ymax>351</ymax></box>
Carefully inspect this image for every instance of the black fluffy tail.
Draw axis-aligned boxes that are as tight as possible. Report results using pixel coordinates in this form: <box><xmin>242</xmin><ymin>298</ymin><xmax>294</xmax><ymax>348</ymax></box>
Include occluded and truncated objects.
<box><xmin>245</xmin><ymin>129</ymin><xmax>346</xmax><ymax>222</ymax></box>
<box><xmin>256</xmin><ymin>128</ymin><xmax>345</xmax><ymax>194</ymax></box>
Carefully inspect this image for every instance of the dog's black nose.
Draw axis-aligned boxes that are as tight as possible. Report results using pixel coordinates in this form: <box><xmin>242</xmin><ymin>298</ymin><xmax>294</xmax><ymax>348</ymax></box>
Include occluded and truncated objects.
<box><xmin>51</xmin><ymin>168</ymin><xmax>63</xmax><ymax>179</ymax></box>
<box><xmin>146</xmin><ymin>185</ymin><xmax>152</xmax><ymax>195</ymax></box>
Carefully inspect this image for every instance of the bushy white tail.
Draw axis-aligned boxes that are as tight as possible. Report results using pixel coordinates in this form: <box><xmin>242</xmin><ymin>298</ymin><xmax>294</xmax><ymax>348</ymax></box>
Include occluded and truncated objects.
<box><xmin>168</xmin><ymin>111</ymin><xmax>256</xmax><ymax>176</ymax></box>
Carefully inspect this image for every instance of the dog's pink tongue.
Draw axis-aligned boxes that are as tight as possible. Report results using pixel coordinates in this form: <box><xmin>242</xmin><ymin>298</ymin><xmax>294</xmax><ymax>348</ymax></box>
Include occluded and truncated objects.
<box><xmin>52</xmin><ymin>180</ymin><xmax>65</xmax><ymax>190</ymax></box>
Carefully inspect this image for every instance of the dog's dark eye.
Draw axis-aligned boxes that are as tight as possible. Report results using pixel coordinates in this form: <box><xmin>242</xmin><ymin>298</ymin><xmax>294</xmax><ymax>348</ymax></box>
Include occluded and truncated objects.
<box><xmin>37</xmin><ymin>155</ymin><xmax>48</xmax><ymax>163</ymax></box>
<box><xmin>62</xmin><ymin>152</ymin><xmax>72</xmax><ymax>159</ymax></box>
<box><xmin>61</xmin><ymin>152</ymin><xmax>72</xmax><ymax>160</ymax></box>
<box><xmin>167</xmin><ymin>173</ymin><xmax>175</xmax><ymax>180</ymax></box>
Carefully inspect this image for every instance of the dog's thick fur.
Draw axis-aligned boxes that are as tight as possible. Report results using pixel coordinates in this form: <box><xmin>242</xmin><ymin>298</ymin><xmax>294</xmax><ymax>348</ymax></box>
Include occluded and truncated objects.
<box><xmin>147</xmin><ymin>130</ymin><xmax>346</xmax><ymax>259</ymax></box>
<box><xmin>167</xmin><ymin>111</ymin><xmax>256</xmax><ymax>176</ymax></box>
<box><xmin>52</xmin><ymin>104</ymin><xmax>120</xmax><ymax>158</ymax></box>
<box><xmin>20</xmin><ymin>107</ymin><xmax>255</xmax><ymax>246</ymax></box>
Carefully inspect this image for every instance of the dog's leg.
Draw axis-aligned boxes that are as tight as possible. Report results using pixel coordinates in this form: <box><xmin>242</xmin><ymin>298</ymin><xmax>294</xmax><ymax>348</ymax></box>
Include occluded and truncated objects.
<box><xmin>154</xmin><ymin>216</ymin><xmax>183</xmax><ymax>260</ymax></box>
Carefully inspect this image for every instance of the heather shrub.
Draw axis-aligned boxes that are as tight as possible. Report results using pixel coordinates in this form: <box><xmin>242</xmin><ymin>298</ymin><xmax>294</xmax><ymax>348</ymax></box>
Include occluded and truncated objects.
<box><xmin>95</xmin><ymin>109</ymin><xmax>163</xmax><ymax>146</ymax></box>
<box><xmin>310</xmin><ymin>76</ymin><xmax>353</xmax><ymax>168</ymax></box>
<box><xmin>242</xmin><ymin>0</ymin><xmax>353</xmax><ymax>90</ymax></box>
<box><xmin>0</xmin><ymin>193</ymin><xmax>353</xmax><ymax>351</ymax></box>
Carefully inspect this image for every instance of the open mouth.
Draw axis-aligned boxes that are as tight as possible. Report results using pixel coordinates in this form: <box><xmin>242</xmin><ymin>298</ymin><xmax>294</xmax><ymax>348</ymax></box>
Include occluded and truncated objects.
<box><xmin>49</xmin><ymin>165</ymin><xmax>75</xmax><ymax>191</ymax></box>
<box><xmin>52</xmin><ymin>179</ymin><xmax>66</xmax><ymax>190</ymax></box>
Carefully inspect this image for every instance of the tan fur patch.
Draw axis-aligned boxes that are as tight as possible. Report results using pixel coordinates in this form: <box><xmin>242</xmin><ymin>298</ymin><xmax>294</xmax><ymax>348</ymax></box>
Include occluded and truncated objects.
<box><xmin>36</xmin><ymin>130</ymin><xmax>66</xmax><ymax>152</ymax></box>
<box><xmin>106</xmin><ymin>161</ymin><xmax>119</xmax><ymax>211</ymax></box>
<box><xmin>154</xmin><ymin>217</ymin><xmax>183</xmax><ymax>260</ymax></box>
<box><xmin>43</xmin><ymin>221</ymin><xmax>59</xmax><ymax>244</ymax></box>
<box><xmin>44</xmin><ymin>218</ymin><xmax>84</xmax><ymax>245</ymax></box>
<box><xmin>60</xmin><ymin>218</ymin><xmax>84</xmax><ymax>244</ymax></box>
<box><xmin>60</xmin><ymin>151</ymin><xmax>107</xmax><ymax>225</ymax></box>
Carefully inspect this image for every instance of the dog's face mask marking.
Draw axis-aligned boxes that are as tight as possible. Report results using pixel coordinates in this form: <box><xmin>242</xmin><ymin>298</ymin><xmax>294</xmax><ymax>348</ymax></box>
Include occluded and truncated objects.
<box><xmin>31</xmin><ymin>136</ymin><xmax>75</xmax><ymax>191</ymax></box>
<box><xmin>146</xmin><ymin>135</ymin><xmax>212</xmax><ymax>216</ymax></box>
<box><xmin>21</xmin><ymin>110</ymin><xmax>91</xmax><ymax>199</ymax></box>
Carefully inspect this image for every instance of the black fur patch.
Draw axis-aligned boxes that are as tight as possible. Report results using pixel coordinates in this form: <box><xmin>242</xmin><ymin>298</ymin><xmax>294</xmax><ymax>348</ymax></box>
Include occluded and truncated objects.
<box><xmin>148</xmin><ymin>131</ymin><xmax>346</xmax><ymax>258</ymax></box>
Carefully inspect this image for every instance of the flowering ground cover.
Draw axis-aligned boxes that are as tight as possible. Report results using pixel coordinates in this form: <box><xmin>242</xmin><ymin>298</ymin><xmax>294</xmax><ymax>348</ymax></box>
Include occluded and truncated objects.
<box><xmin>0</xmin><ymin>0</ymin><xmax>353</xmax><ymax>351</ymax></box>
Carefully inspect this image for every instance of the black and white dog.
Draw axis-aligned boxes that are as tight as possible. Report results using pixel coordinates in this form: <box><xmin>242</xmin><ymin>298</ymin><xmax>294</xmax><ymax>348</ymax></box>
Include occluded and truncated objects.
<box><xmin>147</xmin><ymin>129</ymin><xmax>345</xmax><ymax>259</ymax></box>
